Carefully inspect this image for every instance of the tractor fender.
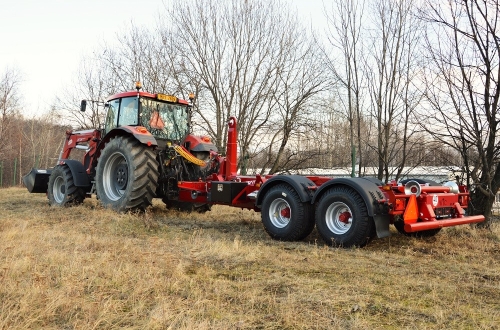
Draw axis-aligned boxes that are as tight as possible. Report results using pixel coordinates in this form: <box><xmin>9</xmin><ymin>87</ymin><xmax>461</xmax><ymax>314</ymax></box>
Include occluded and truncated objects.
<box><xmin>255</xmin><ymin>175</ymin><xmax>316</xmax><ymax>208</ymax></box>
<box><xmin>111</xmin><ymin>126</ymin><xmax>158</xmax><ymax>147</ymax></box>
<box><xmin>59</xmin><ymin>159</ymin><xmax>91</xmax><ymax>188</ymax></box>
<box><xmin>97</xmin><ymin>126</ymin><xmax>158</xmax><ymax>154</ymax></box>
<box><xmin>92</xmin><ymin>127</ymin><xmax>158</xmax><ymax>173</ymax></box>
<box><xmin>311</xmin><ymin>177</ymin><xmax>391</xmax><ymax>238</ymax></box>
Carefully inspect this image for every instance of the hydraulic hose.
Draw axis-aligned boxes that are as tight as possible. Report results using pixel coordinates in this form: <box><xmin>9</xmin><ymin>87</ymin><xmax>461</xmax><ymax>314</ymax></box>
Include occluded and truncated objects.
<box><xmin>173</xmin><ymin>145</ymin><xmax>207</xmax><ymax>167</ymax></box>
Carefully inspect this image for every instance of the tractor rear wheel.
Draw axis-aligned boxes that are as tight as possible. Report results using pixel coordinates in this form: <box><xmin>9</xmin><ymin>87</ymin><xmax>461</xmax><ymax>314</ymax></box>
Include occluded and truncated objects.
<box><xmin>315</xmin><ymin>186</ymin><xmax>375</xmax><ymax>247</ymax></box>
<box><xmin>96</xmin><ymin>136</ymin><xmax>159</xmax><ymax>212</ymax></box>
<box><xmin>47</xmin><ymin>165</ymin><xmax>85</xmax><ymax>206</ymax></box>
<box><xmin>261</xmin><ymin>184</ymin><xmax>314</xmax><ymax>241</ymax></box>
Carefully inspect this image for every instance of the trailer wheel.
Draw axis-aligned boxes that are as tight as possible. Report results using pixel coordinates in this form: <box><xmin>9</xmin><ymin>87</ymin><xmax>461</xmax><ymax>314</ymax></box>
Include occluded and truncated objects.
<box><xmin>315</xmin><ymin>186</ymin><xmax>375</xmax><ymax>247</ymax></box>
<box><xmin>261</xmin><ymin>184</ymin><xmax>314</xmax><ymax>241</ymax></box>
<box><xmin>96</xmin><ymin>136</ymin><xmax>159</xmax><ymax>212</ymax></box>
<box><xmin>47</xmin><ymin>165</ymin><xmax>85</xmax><ymax>206</ymax></box>
<box><xmin>394</xmin><ymin>219</ymin><xmax>442</xmax><ymax>237</ymax></box>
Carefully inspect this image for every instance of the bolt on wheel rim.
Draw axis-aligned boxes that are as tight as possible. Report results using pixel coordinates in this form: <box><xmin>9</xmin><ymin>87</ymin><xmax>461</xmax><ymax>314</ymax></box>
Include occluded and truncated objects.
<box><xmin>325</xmin><ymin>201</ymin><xmax>353</xmax><ymax>234</ymax></box>
<box><xmin>269</xmin><ymin>198</ymin><xmax>291</xmax><ymax>228</ymax></box>
<box><xmin>53</xmin><ymin>176</ymin><xmax>65</xmax><ymax>203</ymax></box>
<box><xmin>103</xmin><ymin>152</ymin><xmax>128</xmax><ymax>201</ymax></box>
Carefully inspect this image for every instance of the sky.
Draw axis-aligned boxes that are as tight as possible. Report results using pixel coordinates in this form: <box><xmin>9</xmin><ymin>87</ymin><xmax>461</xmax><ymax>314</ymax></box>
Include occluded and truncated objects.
<box><xmin>0</xmin><ymin>0</ymin><xmax>326</xmax><ymax>117</ymax></box>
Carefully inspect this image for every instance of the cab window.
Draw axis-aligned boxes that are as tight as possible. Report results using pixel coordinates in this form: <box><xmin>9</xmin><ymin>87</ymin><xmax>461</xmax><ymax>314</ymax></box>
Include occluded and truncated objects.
<box><xmin>118</xmin><ymin>97</ymin><xmax>139</xmax><ymax>126</ymax></box>
<box><xmin>105</xmin><ymin>99</ymin><xmax>119</xmax><ymax>133</ymax></box>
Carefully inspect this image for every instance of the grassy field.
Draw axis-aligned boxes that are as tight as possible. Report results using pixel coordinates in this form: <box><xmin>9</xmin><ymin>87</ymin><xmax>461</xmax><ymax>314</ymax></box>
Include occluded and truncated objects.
<box><xmin>1</xmin><ymin>187</ymin><xmax>499</xmax><ymax>329</ymax></box>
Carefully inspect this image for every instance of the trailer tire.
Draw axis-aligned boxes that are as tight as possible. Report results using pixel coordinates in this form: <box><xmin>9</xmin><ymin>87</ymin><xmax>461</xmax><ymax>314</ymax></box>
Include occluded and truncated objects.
<box><xmin>47</xmin><ymin>165</ymin><xmax>85</xmax><ymax>207</ymax></box>
<box><xmin>261</xmin><ymin>184</ymin><xmax>314</xmax><ymax>241</ymax></box>
<box><xmin>315</xmin><ymin>186</ymin><xmax>375</xmax><ymax>247</ymax></box>
<box><xmin>96</xmin><ymin>136</ymin><xmax>159</xmax><ymax>212</ymax></box>
<box><xmin>394</xmin><ymin>219</ymin><xmax>442</xmax><ymax>237</ymax></box>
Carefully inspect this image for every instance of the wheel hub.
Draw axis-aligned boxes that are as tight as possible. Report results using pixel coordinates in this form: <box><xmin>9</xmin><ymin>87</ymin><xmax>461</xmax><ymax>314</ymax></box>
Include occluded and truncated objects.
<box><xmin>269</xmin><ymin>198</ymin><xmax>291</xmax><ymax>229</ymax></box>
<box><xmin>280</xmin><ymin>207</ymin><xmax>291</xmax><ymax>218</ymax></box>
<box><xmin>338</xmin><ymin>211</ymin><xmax>351</xmax><ymax>224</ymax></box>
<box><xmin>53</xmin><ymin>176</ymin><xmax>66</xmax><ymax>204</ymax></box>
<box><xmin>114</xmin><ymin>164</ymin><xmax>128</xmax><ymax>190</ymax></box>
<box><xmin>102</xmin><ymin>151</ymin><xmax>128</xmax><ymax>201</ymax></box>
<box><xmin>325</xmin><ymin>201</ymin><xmax>353</xmax><ymax>234</ymax></box>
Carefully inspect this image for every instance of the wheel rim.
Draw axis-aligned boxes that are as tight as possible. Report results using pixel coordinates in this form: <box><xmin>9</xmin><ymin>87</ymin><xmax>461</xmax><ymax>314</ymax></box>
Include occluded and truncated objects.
<box><xmin>52</xmin><ymin>175</ymin><xmax>65</xmax><ymax>204</ymax></box>
<box><xmin>268</xmin><ymin>198</ymin><xmax>291</xmax><ymax>228</ymax></box>
<box><xmin>325</xmin><ymin>201</ymin><xmax>353</xmax><ymax>234</ymax></box>
<box><xmin>102</xmin><ymin>151</ymin><xmax>128</xmax><ymax>201</ymax></box>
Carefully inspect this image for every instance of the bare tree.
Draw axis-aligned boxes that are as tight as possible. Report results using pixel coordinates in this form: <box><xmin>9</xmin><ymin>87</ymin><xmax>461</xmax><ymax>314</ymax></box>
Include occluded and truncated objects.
<box><xmin>259</xmin><ymin>30</ymin><xmax>331</xmax><ymax>174</ymax></box>
<box><xmin>325</xmin><ymin>0</ymin><xmax>366</xmax><ymax>177</ymax></box>
<box><xmin>99</xmin><ymin>24</ymin><xmax>178</xmax><ymax>95</ymax></box>
<box><xmin>22</xmin><ymin>109</ymin><xmax>68</xmax><ymax>170</ymax></box>
<box><xmin>366</xmin><ymin>0</ymin><xmax>424</xmax><ymax>182</ymax></box>
<box><xmin>159</xmin><ymin>0</ymin><xmax>329</xmax><ymax>175</ymax></box>
<box><xmin>55</xmin><ymin>51</ymin><xmax>125</xmax><ymax>129</ymax></box>
<box><xmin>0</xmin><ymin>67</ymin><xmax>22</xmax><ymax>152</ymax></box>
<box><xmin>55</xmin><ymin>22</ymin><xmax>177</xmax><ymax>130</ymax></box>
<box><xmin>420</xmin><ymin>0</ymin><xmax>500</xmax><ymax>226</ymax></box>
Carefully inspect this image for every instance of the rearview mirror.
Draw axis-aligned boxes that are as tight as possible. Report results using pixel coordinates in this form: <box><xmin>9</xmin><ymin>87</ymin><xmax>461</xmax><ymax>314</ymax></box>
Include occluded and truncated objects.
<box><xmin>80</xmin><ymin>100</ymin><xmax>87</xmax><ymax>112</ymax></box>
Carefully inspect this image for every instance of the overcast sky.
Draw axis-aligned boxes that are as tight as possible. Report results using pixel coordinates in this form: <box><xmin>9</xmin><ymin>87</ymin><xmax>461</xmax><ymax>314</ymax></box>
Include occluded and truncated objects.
<box><xmin>0</xmin><ymin>0</ymin><xmax>326</xmax><ymax>117</ymax></box>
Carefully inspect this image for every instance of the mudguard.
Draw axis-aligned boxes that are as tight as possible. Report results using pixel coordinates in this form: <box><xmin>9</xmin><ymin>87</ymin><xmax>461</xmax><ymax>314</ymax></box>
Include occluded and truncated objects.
<box><xmin>101</xmin><ymin>126</ymin><xmax>158</xmax><ymax>148</ymax></box>
<box><xmin>312</xmin><ymin>177</ymin><xmax>391</xmax><ymax>238</ymax></box>
<box><xmin>59</xmin><ymin>159</ymin><xmax>91</xmax><ymax>188</ymax></box>
<box><xmin>255</xmin><ymin>175</ymin><xmax>315</xmax><ymax>207</ymax></box>
<box><xmin>117</xmin><ymin>126</ymin><xmax>158</xmax><ymax>146</ymax></box>
<box><xmin>183</xmin><ymin>134</ymin><xmax>218</xmax><ymax>152</ymax></box>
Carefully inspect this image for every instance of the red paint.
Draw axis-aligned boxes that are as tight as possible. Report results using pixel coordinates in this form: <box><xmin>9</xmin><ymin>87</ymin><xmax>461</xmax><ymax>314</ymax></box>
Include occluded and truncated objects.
<box><xmin>404</xmin><ymin>215</ymin><xmax>485</xmax><ymax>232</ymax></box>
<box><xmin>225</xmin><ymin>117</ymin><xmax>238</xmax><ymax>180</ymax></box>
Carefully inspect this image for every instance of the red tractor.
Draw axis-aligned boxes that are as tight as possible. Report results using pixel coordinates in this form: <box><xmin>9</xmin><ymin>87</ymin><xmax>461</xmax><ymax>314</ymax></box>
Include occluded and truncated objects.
<box><xmin>24</xmin><ymin>83</ymin><xmax>485</xmax><ymax>247</ymax></box>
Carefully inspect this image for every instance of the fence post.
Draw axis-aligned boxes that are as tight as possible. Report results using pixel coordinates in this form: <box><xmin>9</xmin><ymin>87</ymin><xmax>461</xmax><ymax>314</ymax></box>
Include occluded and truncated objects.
<box><xmin>0</xmin><ymin>161</ymin><xmax>2</xmax><ymax>187</ymax></box>
<box><xmin>13</xmin><ymin>158</ymin><xmax>17</xmax><ymax>186</ymax></box>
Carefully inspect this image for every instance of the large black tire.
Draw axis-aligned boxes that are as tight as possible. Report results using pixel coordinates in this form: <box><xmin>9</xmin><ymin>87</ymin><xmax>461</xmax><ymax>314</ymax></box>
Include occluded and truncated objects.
<box><xmin>95</xmin><ymin>136</ymin><xmax>159</xmax><ymax>212</ymax></box>
<box><xmin>47</xmin><ymin>165</ymin><xmax>85</xmax><ymax>206</ymax></box>
<box><xmin>315</xmin><ymin>186</ymin><xmax>375</xmax><ymax>247</ymax></box>
<box><xmin>260</xmin><ymin>184</ymin><xmax>315</xmax><ymax>241</ymax></box>
<box><xmin>394</xmin><ymin>219</ymin><xmax>442</xmax><ymax>237</ymax></box>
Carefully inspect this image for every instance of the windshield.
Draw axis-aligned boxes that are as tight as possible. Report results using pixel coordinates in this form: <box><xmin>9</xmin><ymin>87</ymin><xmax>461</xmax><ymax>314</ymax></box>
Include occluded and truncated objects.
<box><xmin>140</xmin><ymin>98</ymin><xmax>190</xmax><ymax>141</ymax></box>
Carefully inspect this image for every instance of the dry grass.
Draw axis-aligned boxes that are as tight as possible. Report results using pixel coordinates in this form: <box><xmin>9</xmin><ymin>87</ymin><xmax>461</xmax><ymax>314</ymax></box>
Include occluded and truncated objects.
<box><xmin>1</xmin><ymin>187</ymin><xmax>499</xmax><ymax>329</ymax></box>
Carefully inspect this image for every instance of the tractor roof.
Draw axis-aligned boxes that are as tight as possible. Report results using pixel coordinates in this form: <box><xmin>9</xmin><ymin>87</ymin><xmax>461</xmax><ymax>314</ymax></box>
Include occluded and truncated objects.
<box><xmin>106</xmin><ymin>91</ymin><xmax>189</xmax><ymax>105</ymax></box>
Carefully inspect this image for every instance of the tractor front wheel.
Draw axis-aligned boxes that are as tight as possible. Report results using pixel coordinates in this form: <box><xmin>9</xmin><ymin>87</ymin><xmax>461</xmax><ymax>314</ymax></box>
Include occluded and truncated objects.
<box><xmin>47</xmin><ymin>165</ymin><xmax>85</xmax><ymax>207</ymax></box>
<box><xmin>96</xmin><ymin>136</ymin><xmax>159</xmax><ymax>212</ymax></box>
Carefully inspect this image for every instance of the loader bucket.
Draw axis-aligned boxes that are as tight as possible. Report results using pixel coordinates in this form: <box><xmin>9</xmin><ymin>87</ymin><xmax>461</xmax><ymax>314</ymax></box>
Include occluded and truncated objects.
<box><xmin>23</xmin><ymin>168</ymin><xmax>52</xmax><ymax>193</ymax></box>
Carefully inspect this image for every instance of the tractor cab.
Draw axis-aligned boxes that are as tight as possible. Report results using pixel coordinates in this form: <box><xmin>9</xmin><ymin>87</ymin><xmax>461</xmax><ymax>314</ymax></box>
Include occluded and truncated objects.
<box><xmin>102</xmin><ymin>86</ymin><xmax>192</xmax><ymax>143</ymax></box>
